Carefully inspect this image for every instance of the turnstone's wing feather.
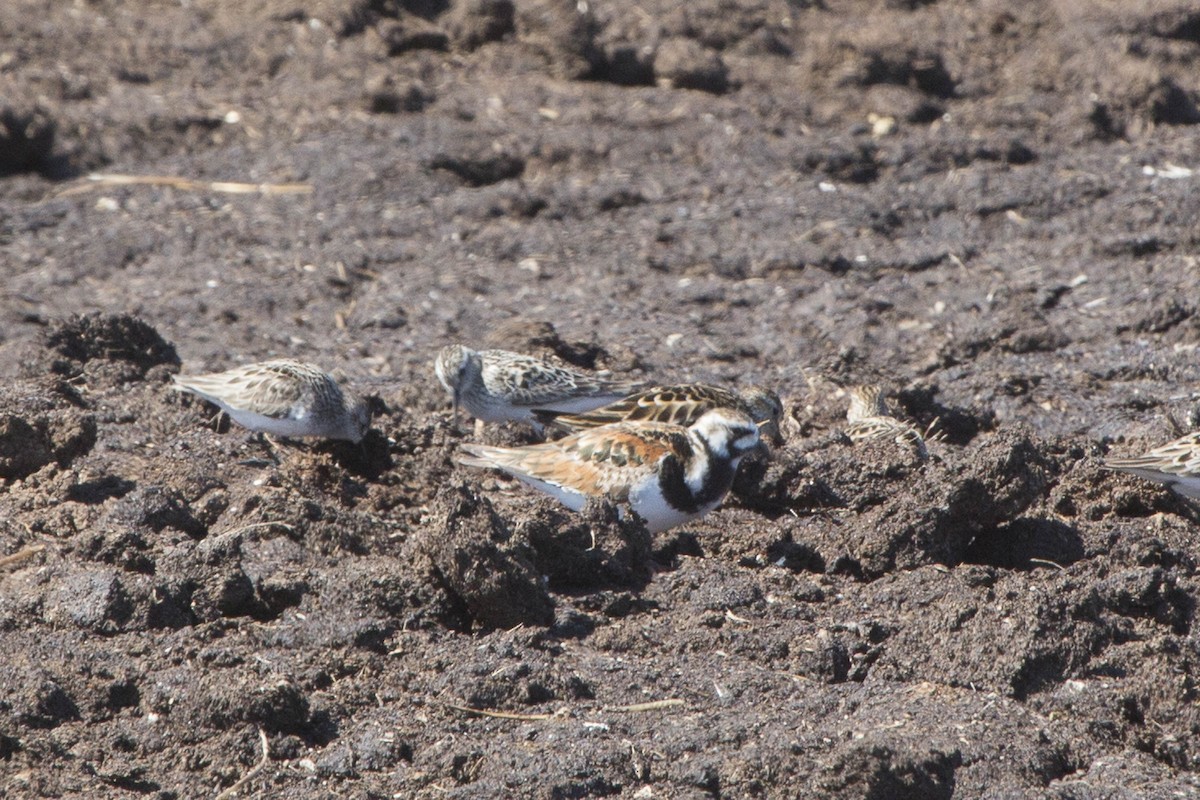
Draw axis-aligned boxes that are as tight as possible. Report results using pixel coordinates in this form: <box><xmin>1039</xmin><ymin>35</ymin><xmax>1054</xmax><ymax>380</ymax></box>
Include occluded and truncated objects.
<box><xmin>457</xmin><ymin>422</ymin><xmax>683</xmax><ymax>499</ymax></box>
<box><xmin>480</xmin><ymin>351</ymin><xmax>641</xmax><ymax>407</ymax></box>
<box><xmin>172</xmin><ymin>360</ymin><xmax>309</xmax><ymax>419</ymax></box>
<box><xmin>534</xmin><ymin>384</ymin><xmax>740</xmax><ymax>433</ymax></box>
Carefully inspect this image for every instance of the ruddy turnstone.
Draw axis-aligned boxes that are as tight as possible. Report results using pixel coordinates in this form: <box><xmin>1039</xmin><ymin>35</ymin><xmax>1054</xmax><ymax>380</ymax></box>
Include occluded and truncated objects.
<box><xmin>455</xmin><ymin>408</ymin><xmax>760</xmax><ymax>532</ymax></box>
<box><xmin>434</xmin><ymin>344</ymin><xmax>642</xmax><ymax>426</ymax></box>
<box><xmin>533</xmin><ymin>383</ymin><xmax>784</xmax><ymax>446</ymax></box>
<box><xmin>844</xmin><ymin>384</ymin><xmax>928</xmax><ymax>458</ymax></box>
<box><xmin>1105</xmin><ymin>431</ymin><xmax>1200</xmax><ymax>499</ymax></box>
<box><xmin>172</xmin><ymin>359</ymin><xmax>371</xmax><ymax>443</ymax></box>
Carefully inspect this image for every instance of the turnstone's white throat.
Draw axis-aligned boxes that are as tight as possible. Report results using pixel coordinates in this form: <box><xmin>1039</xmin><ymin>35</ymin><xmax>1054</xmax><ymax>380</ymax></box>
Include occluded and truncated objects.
<box><xmin>172</xmin><ymin>359</ymin><xmax>371</xmax><ymax>443</ymax></box>
<box><xmin>456</xmin><ymin>408</ymin><xmax>761</xmax><ymax>533</ymax></box>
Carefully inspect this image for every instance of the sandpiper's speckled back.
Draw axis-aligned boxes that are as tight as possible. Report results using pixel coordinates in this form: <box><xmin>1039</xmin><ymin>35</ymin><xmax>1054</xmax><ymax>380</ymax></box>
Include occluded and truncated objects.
<box><xmin>172</xmin><ymin>359</ymin><xmax>371</xmax><ymax>442</ymax></box>
<box><xmin>846</xmin><ymin>385</ymin><xmax>888</xmax><ymax>422</ymax></box>
<box><xmin>1105</xmin><ymin>431</ymin><xmax>1200</xmax><ymax>499</ymax></box>
<box><xmin>434</xmin><ymin>344</ymin><xmax>643</xmax><ymax>424</ymax></box>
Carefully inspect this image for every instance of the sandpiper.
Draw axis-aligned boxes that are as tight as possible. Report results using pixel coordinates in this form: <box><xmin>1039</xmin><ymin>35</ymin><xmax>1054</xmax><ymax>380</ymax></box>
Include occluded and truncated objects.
<box><xmin>172</xmin><ymin>359</ymin><xmax>371</xmax><ymax>443</ymax></box>
<box><xmin>434</xmin><ymin>344</ymin><xmax>642</xmax><ymax>427</ymax></box>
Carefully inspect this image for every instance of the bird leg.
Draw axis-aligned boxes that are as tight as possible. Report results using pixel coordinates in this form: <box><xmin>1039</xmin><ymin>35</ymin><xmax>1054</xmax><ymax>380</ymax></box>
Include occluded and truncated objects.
<box><xmin>237</xmin><ymin>432</ymin><xmax>283</xmax><ymax>467</ymax></box>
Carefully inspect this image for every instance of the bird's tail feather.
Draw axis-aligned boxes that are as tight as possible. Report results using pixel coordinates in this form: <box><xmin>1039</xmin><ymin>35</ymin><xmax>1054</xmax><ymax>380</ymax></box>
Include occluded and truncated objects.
<box><xmin>455</xmin><ymin>443</ymin><xmax>508</xmax><ymax>469</ymax></box>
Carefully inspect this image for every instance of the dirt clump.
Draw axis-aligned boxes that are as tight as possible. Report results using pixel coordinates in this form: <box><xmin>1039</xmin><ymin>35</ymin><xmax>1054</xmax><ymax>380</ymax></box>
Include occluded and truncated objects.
<box><xmin>0</xmin><ymin>378</ymin><xmax>96</xmax><ymax>480</ymax></box>
<box><xmin>517</xmin><ymin>496</ymin><xmax>653</xmax><ymax>591</ymax></box>
<box><xmin>44</xmin><ymin>313</ymin><xmax>179</xmax><ymax>385</ymax></box>
<box><xmin>419</xmin><ymin>481</ymin><xmax>555</xmax><ymax>629</ymax></box>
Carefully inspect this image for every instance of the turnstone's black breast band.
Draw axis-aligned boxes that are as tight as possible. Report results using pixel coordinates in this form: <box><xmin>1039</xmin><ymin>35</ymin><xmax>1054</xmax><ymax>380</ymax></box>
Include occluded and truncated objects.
<box><xmin>657</xmin><ymin>455</ymin><xmax>697</xmax><ymax>513</ymax></box>
<box><xmin>657</xmin><ymin>434</ymin><xmax>735</xmax><ymax>514</ymax></box>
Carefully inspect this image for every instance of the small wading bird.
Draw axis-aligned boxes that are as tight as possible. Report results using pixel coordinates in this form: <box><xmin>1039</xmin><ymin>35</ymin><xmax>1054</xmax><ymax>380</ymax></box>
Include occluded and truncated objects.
<box><xmin>455</xmin><ymin>408</ymin><xmax>761</xmax><ymax>533</ymax></box>
<box><xmin>533</xmin><ymin>383</ymin><xmax>784</xmax><ymax>447</ymax></box>
<box><xmin>1105</xmin><ymin>430</ymin><xmax>1200</xmax><ymax>500</ymax></box>
<box><xmin>434</xmin><ymin>344</ymin><xmax>643</xmax><ymax>427</ymax></box>
<box><xmin>844</xmin><ymin>384</ymin><xmax>929</xmax><ymax>458</ymax></box>
<box><xmin>172</xmin><ymin>359</ymin><xmax>371</xmax><ymax>443</ymax></box>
